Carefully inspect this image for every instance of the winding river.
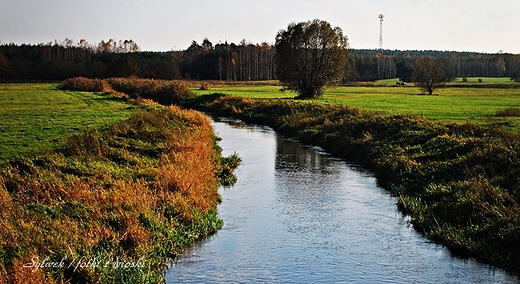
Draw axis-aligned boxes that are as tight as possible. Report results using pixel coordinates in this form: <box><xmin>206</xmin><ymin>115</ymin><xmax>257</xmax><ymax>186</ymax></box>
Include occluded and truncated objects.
<box><xmin>166</xmin><ymin>118</ymin><xmax>518</xmax><ymax>283</ymax></box>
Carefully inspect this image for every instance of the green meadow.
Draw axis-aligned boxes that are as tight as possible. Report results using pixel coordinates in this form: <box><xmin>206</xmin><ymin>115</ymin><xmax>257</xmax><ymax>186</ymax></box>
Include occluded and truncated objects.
<box><xmin>192</xmin><ymin>79</ymin><xmax>520</xmax><ymax>130</ymax></box>
<box><xmin>0</xmin><ymin>83</ymin><xmax>136</xmax><ymax>162</ymax></box>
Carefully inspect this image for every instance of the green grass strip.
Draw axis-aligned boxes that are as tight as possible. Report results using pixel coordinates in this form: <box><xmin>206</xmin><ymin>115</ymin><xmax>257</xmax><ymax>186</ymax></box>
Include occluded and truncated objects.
<box><xmin>0</xmin><ymin>83</ymin><xmax>135</xmax><ymax>162</ymax></box>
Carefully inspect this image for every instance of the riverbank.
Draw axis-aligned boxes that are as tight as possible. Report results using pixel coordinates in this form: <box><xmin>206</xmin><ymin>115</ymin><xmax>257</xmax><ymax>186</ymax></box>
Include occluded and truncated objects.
<box><xmin>0</xmin><ymin>87</ymin><xmax>239</xmax><ymax>283</ymax></box>
<box><xmin>191</xmin><ymin>82</ymin><xmax>520</xmax><ymax>131</ymax></box>
<box><xmin>185</xmin><ymin>93</ymin><xmax>520</xmax><ymax>274</ymax></box>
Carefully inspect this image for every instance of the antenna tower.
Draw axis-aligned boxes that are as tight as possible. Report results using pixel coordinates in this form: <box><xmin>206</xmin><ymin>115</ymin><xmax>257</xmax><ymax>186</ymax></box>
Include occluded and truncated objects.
<box><xmin>378</xmin><ymin>14</ymin><xmax>384</xmax><ymax>53</ymax></box>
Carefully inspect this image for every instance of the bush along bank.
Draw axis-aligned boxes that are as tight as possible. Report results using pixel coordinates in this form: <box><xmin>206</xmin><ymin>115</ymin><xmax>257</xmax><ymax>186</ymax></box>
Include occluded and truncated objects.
<box><xmin>59</xmin><ymin>77</ymin><xmax>195</xmax><ymax>105</ymax></box>
<box><xmin>0</xmin><ymin>103</ymin><xmax>240</xmax><ymax>283</ymax></box>
<box><xmin>186</xmin><ymin>94</ymin><xmax>520</xmax><ymax>274</ymax></box>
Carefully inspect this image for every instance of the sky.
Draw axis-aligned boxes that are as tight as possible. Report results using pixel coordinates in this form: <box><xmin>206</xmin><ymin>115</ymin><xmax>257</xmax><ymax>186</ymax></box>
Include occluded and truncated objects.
<box><xmin>1</xmin><ymin>0</ymin><xmax>518</xmax><ymax>54</ymax></box>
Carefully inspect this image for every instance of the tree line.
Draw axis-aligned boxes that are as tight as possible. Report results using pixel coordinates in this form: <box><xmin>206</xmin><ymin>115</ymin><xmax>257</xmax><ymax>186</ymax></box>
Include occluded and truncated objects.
<box><xmin>0</xmin><ymin>39</ymin><xmax>182</xmax><ymax>80</ymax></box>
<box><xmin>350</xmin><ymin>50</ymin><xmax>520</xmax><ymax>82</ymax></box>
<box><xmin>182</xmin><ymin>38</ymin><xmax>276</xmax><ymax>81</ymax></box>
<box><xmin>1</xmin><ymin>38</ymin><xmax>519</xmax><ymax>82</ymax></box>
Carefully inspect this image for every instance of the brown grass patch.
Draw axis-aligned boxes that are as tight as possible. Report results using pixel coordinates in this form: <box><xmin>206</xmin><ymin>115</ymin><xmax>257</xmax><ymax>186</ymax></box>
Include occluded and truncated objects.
<box><xmin>0</xmin><ymin>105</ymin><xmax>230</xmax><ymax>283</ymax></box>
<box><xmin>496</xmin><ymin>107</ymin><xmax>520</xmax><ymax>117</ymax></box>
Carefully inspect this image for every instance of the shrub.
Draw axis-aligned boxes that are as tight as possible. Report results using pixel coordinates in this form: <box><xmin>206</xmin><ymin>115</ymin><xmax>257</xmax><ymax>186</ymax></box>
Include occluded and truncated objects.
<box><xmin>200</xmin><ymin>82</ymin><xmax>210</xmax><ymax>90</ymax></box>
<box><xmin>60</xmin><ymin>77</ymin><xmax>196</xmax><ymax>105</ymax></box>
<box><xmin>106</xmin><ymin>78</ymin><xmax>194</xmax><ymax>105</ymax></box>
<box><xmin>59</xmin><ymin>77</ymin><xmax>110</xmax><ymax>92</ymax></box>
<box><xmin>495</xmin><ymin>107</ymin><xmax>520</xmax><ymax>117</ymax></box>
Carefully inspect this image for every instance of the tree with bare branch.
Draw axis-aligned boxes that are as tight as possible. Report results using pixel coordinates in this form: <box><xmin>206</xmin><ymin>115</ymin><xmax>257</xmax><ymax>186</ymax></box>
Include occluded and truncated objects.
<box><xmin>412</xmin><ymin>56</ymin><xmax>446</xmax><ymax>95</ymax></box>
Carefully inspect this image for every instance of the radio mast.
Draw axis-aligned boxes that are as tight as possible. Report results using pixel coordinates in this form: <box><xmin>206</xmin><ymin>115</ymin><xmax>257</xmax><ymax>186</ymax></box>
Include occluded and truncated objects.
<box><xmin>378</xmin><ymin>14</ymin><xmax>384</xmax><ymax>53</ymax></box>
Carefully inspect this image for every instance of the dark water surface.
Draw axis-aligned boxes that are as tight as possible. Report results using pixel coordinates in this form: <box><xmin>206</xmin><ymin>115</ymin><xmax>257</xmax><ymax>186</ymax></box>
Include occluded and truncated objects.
<box><xmin>166</xmin><ymin>118</ymin><xmax>518</xmax><ymax>283</ymax></box>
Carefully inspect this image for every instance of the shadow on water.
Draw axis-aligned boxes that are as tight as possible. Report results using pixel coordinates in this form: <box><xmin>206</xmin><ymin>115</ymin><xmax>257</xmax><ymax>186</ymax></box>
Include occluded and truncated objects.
<box><xmin>166</xmin><ymin>118</ymin><xmax>519</xmax><ymax>284</ymax></box>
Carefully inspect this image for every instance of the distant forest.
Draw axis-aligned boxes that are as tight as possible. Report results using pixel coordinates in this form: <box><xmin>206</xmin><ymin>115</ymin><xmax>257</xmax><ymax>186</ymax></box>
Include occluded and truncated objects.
<box><xmin>1</xmin><ymin>38</ymin><xmax>519</xmax><ymax>82</ymax></box>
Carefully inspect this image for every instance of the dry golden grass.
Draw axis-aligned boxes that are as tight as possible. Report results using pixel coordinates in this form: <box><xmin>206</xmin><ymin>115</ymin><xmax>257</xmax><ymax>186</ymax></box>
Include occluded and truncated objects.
<box><xmin>0</xmin><ymin>104</ymin><xmax>230</xmax><ymax>283</ymax></box>
<box><xmin>59</xmin><ymin>77</ymin><xmax>111</xmax><ymax>92</ymax></box>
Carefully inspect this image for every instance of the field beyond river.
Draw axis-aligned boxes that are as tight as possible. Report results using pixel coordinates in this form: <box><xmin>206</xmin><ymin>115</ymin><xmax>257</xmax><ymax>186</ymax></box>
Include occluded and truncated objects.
<box><xmin>190</xmin><ymin>78</ymin><xmax>520</xmax><ymax>130</ymax></box>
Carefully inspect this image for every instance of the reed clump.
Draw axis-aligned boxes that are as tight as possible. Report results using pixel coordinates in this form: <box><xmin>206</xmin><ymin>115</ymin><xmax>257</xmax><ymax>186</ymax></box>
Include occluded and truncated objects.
<box><xmin>105</xmin><ymin>78</ymin><xmax>194</xmax><ymax>104</ymax></box>
<box><xmin>58</xmin><ymin>77</ymin><xmax>111</xmax><ymax>92</ymax></box>
<box><xmin>59</xmin><ymin>77</ymin><xmax>195</xmax><ymax>105</ymax></box>
<box><xmin>0</xmin><ymin>105</ymin><xmax>239</xmax><ymax>283</ymax></box>
<box><xmin>496</xmin><ymin>107</ymin><xmax>520</xmax><ymax>117</ymax></box>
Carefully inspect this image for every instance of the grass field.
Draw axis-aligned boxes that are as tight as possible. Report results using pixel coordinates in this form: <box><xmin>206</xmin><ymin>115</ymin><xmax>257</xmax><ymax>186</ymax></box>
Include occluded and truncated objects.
<box><xmin>192</xmin><ymin>80</ymin><xmax>520</xmax><ymax>130</ymax></box>
<box><xmin>0</xmin><ymin>83</ymin><xmax>136</xmax><ymax>162</ymax></box>
<box><xmin>3</xmin><ymin>81</ymin><xmax>519</xmax><ymax>158</ymax></box>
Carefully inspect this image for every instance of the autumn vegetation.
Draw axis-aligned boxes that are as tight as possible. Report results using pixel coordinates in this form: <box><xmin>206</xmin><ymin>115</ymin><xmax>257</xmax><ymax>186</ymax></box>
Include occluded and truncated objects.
<box><xmin>0</xmin><ymin>82</ymin><xmax>239</xmax><ymax>283</ymax></box>
<box><xmin>59</xmin><ymin>77</ymin><xmax>195</xmax><ymax>105</ymax></box>
<box><xmin>3</xmin><ymin>72</ymin><xmax>520</xmax><ymax>281</ymax></box>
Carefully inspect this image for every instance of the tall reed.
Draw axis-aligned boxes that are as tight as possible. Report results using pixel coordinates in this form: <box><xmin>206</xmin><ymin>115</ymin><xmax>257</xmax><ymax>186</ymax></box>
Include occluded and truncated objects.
<box><xmin>59</xmin><ymin>77</ymin><xmax>194</xmax><ymax>105</ymax></box>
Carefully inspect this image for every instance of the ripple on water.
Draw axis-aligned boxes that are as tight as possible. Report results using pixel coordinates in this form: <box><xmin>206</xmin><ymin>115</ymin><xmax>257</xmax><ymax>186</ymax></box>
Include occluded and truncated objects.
<box><xmin>167</xmin><ymin>119</ymin><xmax>519</xmax><ymax>284</ymax></box>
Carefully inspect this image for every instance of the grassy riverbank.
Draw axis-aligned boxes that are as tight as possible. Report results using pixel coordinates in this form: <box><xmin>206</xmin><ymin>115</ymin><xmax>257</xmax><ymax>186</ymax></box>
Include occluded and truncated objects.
<box><xmin>185</xmin><ymin>94</ymin><xmax>520</xmax><ymax>274</ymax></box>
<box><xmin>191</xmin><ymin>81</ymin><xmax>520</xmax><ymax>130</ymax></box>
<box><xmin>0</xmin><ymin>83</ymin><xmax>239</xmax><ymax>283</ymax></box>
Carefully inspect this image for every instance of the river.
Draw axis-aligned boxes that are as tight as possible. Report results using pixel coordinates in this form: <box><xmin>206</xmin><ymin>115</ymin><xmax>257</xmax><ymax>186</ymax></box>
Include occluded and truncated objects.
<box><xmin>166</xmin><ymin>117</ymin><xmax>518</xmax><ymax>283</ymax></box>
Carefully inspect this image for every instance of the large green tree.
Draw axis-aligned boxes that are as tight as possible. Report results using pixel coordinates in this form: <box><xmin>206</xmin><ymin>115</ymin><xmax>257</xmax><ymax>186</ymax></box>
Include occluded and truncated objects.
<box><xmin>275</xmin><ymin>19</ymin><xmax>350</xmax><ymax>98</ymax></box>
<box><xmin>412</xmin><ymin>56</ymin><xmax>446</xmax><ymax>95</ymax></box>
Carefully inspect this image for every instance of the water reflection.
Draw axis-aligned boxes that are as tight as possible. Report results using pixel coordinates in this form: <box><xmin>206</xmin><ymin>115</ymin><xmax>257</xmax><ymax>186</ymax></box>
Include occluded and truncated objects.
<box><xmin>166</xmin><ymin>118</ymin><xmax>518</xmax><ymax>284</ymax></box>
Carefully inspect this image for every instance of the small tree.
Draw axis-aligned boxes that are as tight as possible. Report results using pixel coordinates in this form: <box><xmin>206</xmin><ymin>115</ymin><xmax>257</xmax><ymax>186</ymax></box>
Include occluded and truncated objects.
<box><xmin>511</xmin><ymin>71</ymin><xmax>520</xmax><ymax>82</ymax></box>
<box><xmin>412</xmin><ymin>56</ymin><xmax>446</xmax><ymax>95</ymax></box>
<box><xmin>275</xmin><ymin>19</ymin><xmax>350</xmax><ymax>98</ymax></box>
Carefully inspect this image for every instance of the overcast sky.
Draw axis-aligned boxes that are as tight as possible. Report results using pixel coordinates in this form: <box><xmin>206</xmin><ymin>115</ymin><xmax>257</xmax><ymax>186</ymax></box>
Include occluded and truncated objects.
<box><xmin>1</xmin><ymin>0</ymin><xmax>518</xmax><ymax>53</ymax></box>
